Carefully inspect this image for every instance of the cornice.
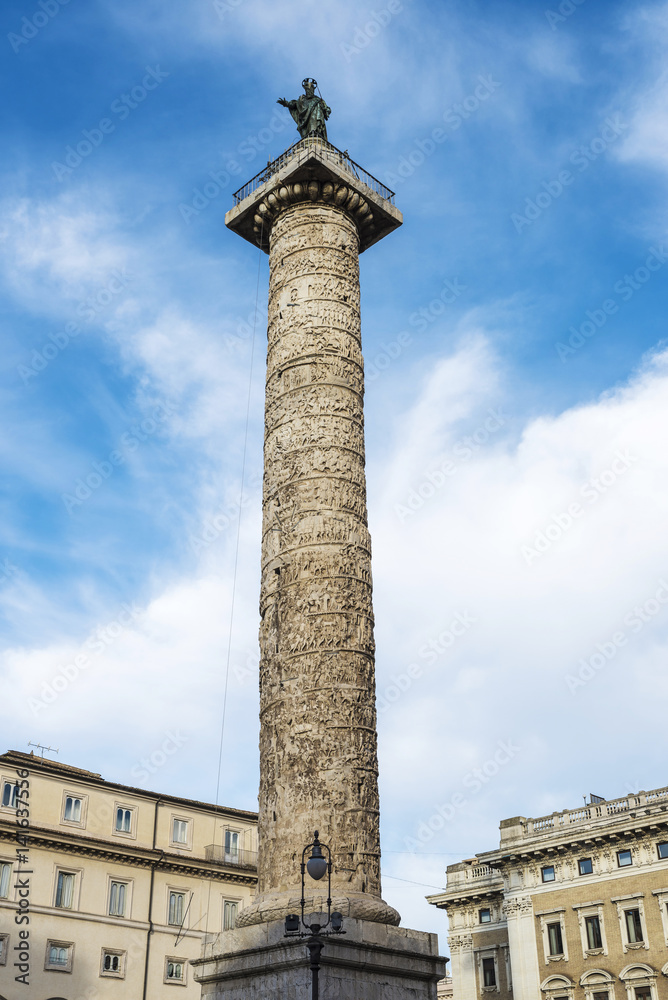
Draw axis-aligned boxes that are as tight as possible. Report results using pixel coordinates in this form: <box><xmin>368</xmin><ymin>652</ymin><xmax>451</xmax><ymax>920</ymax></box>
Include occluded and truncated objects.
<box><xmin>251</xmin><ymin>179</ymin><xmax>375</xmax><ymax>249</ymax></box>
<box><xmin>0</xmin><ymin>750</ymin><xmax>257</xmax><ymax>823</ymax></box>
<box><xmin>225</xmin><ymin>142</ymin><xmax>402</xmax><ymax>254</ymax></box>
<box><xmin>483</xmin><ymin>816</ymin><xmax>668</xmax><ymax>867</ymax></box>
<box><xmin>0</xmin><ymin>822</ymin><xmax>257</xmax><ymax>886</ymax></box>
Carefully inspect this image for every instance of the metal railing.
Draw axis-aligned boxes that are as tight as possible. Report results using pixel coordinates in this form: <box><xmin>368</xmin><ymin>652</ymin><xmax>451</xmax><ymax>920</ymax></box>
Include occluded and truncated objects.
<box><xmin>232</xmin><ymin>136</ymin><xmax>395</xmax><ymax>206</ymax></box>
<box><xmin>205</xmin><ymin>844</ymin><xmax>258</xmax><ymax>869</ymax></box>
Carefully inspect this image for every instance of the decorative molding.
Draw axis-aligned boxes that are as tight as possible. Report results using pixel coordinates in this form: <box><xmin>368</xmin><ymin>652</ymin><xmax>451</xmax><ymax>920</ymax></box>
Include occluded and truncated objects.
<box><xmin>0</xmin><ymin>824</ymin><xmax>256</xmax><ymax>885</ymax></box>
<box><xmin>252</xmin><ymin>179</ymin><xmax>374</xmax><ymax>246</ymax></box>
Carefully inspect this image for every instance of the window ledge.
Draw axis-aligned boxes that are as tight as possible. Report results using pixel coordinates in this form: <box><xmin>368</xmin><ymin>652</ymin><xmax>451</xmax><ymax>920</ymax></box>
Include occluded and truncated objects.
<box><xmin>585</xmin><ymin>948</ymin><xmax>604</xmax><ymax>956</ymax></box>
<box><xmin>626</xmin><ymin>942</ymin><xmax>646</xmax><ymax>950</ymax></box>
<box><xmin>547</xmin><ymin>954</ymin><xmax>565</xmax><ymax>962</ymax></box>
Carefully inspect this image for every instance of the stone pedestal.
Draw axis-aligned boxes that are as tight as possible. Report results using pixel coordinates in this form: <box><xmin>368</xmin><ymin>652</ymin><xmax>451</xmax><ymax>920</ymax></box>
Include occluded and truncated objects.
<box><xmin>192</xmin><ymin>917</ymin><xmax>447</xmax><ymax>1000</ymax></box>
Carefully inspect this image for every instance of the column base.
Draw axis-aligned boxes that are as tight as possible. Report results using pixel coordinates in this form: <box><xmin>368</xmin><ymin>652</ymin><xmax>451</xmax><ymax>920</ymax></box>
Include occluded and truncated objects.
<box><xmin>192</xmin><ymin>915</ymin><xmax>447</xmax><ymax>999</ymax></box>
<box><xmin>236</xmin><ymin>889</ymin><xmax>401</xmax><ymax>927</ymax></box>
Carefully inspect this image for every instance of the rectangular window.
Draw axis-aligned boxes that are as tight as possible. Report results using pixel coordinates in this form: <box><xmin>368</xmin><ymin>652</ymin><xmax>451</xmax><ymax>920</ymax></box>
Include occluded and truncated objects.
<box><xmin>634</xmin><ymin>991</ymin><xmax>651</xmax><ymax>1000</ymax></box>
<box><xmin>63</xmin><ymin>796</ymin><xmax>82</xmax><ymax>822</ymax></box>
<box><xmin>49</xmin><ymin>944</ymin><xmax>69</xmax><ymax>965</ymax></box>
<box><xmin>617</xmin><ymin>849</ymin><xmax>633</xmax><ymax>867</ymax></box>
<box><xmin>1</xmin><ymin>782</ymin><xmax>18</xmax><ymax>809</ymax></box>
<box><xmin>45</xmin><ymin>940</ymin><xmax>73</xmax><ymax>971</ymax></box>
<box><xmin>547</xmin><ymin>921</ymin><xmax>563</xmax><ymax>955</ymax></box>
<box><xmin>541</xmin><ymin>865</ymin><xmax>555</xmax><ymax>882</ymax></box>
<box><xmin>482</xmin><ymin>957</ymin><xmax>496</xmax><ymax>987</ymax></box>
<box><xmin>223</xmin><ymin>900</ymin><xmax>238</xmax><ymax>930</ymax></box>
<box><xmin>479</xmin><ymin>907</ymin><xmax>491</xmax><ymax>923</ymax></box>
<box><xmin>115</xmin><ymin>808</ymin><xmax>132</xmax><ymax>833</ymax></box>
<box><xmin>172</xmin><ymin>819</ymin><xmax>188</xmax><ymax>844</ymax></box>
<box><xmin>0</xmin><ymin>934</ymin><xmax>8</xmax><ymax>966</ymax></box>
<box><xmin>578</xmin><ymin>857</ymin><xmax>593</xmax><ymax>875</ymax></box>
<box><xmin>592</xmin><ymin>993</ymin><xmax>609</xmax><ymax>1000</ymax></box>
<box><xmin>166</xmin><ymin>958</ymin><xmax>185</xmax><ymax>981</ymax></box>
<box><xmin>168</xmin><ymin>891</ymin><xmax>185</xmax><ymax>925</ymax></box>
<box><xmin>585</xmin><ymin>915</ymin><xmax>602</xmax><ymax>950</ymax></box>
<box><xmin>109</xmin><ymin>881</ymin><xmax>127</xmax><ymax>917</ymax></box>
<box><xmin>55</xmin><ymin>872</ymin><xmax>75</xmax><ymax>909</ymax></box>
<box><xmin>101</xmin><ymin>950</ymin><xmax>124</xmax><ymax>976</ymax></box>
<box><xmin>625</xmin><ymin>908</ymin><xmax>643</xmax><ymax>943</ymax></box>
<box><xmin>657</xmin><ymin>842</ymin><xmax>668</xmax><ymax>859</ymax></box>
<box><xmin>225</xmin><ymin>829</ymin><xmax>239</xmax><ymax>862</ymax></box>
<box><xmin>0</xmin><ymin>862</ymin><xmax>10</xmax><ymax>898</ymax></box>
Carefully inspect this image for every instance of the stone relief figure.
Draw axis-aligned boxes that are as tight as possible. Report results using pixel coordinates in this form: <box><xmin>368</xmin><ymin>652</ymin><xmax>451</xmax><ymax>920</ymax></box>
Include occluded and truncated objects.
<box><xmin>277</xmin><ymin>78</ymin><xmax>331</xmax><ymax>141</ymax></box>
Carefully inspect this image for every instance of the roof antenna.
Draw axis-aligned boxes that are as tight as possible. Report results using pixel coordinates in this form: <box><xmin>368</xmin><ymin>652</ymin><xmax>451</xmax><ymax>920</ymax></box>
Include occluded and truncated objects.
<box><xmin>28</xmin><ymin>742</ymin><xmax>59</xmax><ymax>759</ymax></box>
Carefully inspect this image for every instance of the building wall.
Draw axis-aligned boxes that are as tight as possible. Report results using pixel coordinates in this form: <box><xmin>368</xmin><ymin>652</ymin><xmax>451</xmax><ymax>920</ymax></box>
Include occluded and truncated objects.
<box><xmin>0</xmin><ymin>751</ymin><xmax>257</xmax><ymax>1000</ymax></box>
<box><xmin>428</xmin><ymin>789</ymin><xmax>668</xmax><ymax>1000</ymax></box>
<box><xmin>522</xmin><ymin>854</ymin><xmax>668</xmax><ymax>1000</ymax></box>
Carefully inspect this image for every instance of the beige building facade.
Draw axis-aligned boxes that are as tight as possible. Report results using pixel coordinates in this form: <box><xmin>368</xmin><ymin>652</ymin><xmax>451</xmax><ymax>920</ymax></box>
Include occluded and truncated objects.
<box><xmin>0</xmin><ymin>749</ymin><xmax>257</xmax><ymax>999</ymax></box>
<box><xmin>428</xmin><ymin>786</ymin><xmax>668</xmax><ymax>1000</ymax></box>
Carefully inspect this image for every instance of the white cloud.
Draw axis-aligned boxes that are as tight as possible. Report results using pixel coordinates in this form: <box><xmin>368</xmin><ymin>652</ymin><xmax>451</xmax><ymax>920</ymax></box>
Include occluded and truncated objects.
<box><xmin>0</xmin><ymin>195</ymin><xmax>132</xmax><ymax>310</ymax></box>
<box><xmin>371</xmin><ymin>338</ymin><xmax>668</xmax><ymax>931</ymax></box>
<box><xmin>614</xmin><ymin>3</ymin><xmax>668</xmax><ymax>173</ymax></box>
<box><xmin>5</xmin><ymin>331</ymin><xmax>668</xmax><ymax>937</ymax></box>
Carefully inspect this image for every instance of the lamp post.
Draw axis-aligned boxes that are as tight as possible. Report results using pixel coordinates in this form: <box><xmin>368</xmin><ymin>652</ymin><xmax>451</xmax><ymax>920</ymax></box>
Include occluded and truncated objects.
<box><xmin>284</xmin><ymin>831</ymin><xmax>344</xmax><ymax>1000</ymax></box>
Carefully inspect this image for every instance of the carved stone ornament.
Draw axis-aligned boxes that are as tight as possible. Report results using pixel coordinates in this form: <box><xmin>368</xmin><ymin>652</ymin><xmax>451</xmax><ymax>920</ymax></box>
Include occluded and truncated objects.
<box><xmin>234</xmin><ymin>191</ymin><xmax>402</xmax><ymax>929</ymax></box>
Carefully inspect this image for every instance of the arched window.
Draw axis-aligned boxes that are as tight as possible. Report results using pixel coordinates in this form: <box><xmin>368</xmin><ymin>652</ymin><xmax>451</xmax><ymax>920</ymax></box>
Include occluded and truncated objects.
<box><xmin>619</xmin><ymin>963</ymin><xmax>657</xmax><ymax>1000</ymax></box>
<box><xmin>541</xmin><ymin>973</ymin><xmax>575</xmax><ymax>1000</ymax></box>
<box><xmin>580</xmin><ymin>968</ymin><xmax>616</xmax><ymax>1000</ymax></box>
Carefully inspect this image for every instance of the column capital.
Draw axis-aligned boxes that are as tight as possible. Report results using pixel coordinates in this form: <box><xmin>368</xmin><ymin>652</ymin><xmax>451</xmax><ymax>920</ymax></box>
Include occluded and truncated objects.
<box><xmin>225</xmin><ymin>137</ymin><xmax>402</xmax><ymax>253</ymax></box>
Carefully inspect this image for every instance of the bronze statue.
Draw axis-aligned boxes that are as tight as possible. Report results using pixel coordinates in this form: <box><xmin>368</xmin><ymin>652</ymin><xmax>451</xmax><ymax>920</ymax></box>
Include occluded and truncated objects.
<box><xmin>278</xmin><ymin>78</ymin><xmax>331</xmax><ymax>141</ymax></box>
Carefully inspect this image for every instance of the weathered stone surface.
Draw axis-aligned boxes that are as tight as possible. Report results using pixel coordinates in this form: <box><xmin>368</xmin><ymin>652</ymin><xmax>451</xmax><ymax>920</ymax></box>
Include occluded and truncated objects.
<box><xmin>193</xmin><ymin>917</ymin><xmax>447</xmax><ymax>999</ymax></box>
<box><xmin>234</xmin><ymin>197</ymin><xmax>399</xmax><ymax>929</ymax></box>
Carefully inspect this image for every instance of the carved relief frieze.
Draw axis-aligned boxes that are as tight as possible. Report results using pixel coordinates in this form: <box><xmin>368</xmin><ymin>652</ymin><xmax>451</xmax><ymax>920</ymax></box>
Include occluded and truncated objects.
<box><xmin>252</xmin><ymin>199</ymin><xmax>388</xmax><ymax>917</ymax></box>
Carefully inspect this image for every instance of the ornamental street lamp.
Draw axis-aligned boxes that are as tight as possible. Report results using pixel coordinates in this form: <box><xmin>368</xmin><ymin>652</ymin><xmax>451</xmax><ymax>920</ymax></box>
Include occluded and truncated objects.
<box><xmin>284</xmin><ymin>831</ymin><xmax>345</xmax><ymax>1000</ymax></box>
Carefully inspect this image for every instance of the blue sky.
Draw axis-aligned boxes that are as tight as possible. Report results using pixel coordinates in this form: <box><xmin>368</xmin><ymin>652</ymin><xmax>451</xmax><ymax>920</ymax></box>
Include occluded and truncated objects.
<box><xmin>2</xmin><ymin>0</ymin><xmax>668</xmax><ymax>939</ymax></box>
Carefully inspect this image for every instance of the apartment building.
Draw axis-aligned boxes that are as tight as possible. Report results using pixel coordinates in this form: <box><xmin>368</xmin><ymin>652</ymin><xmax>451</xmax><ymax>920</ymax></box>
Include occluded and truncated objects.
<box><xmin>428</xmin><ymin>785</ymin><xmax>668</xmax><ymax>1000</ymax></box>
<box><xmin>0</xmin><ymin>749</ymin><xmax>258</xmax><ymax>999</ymax></box>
